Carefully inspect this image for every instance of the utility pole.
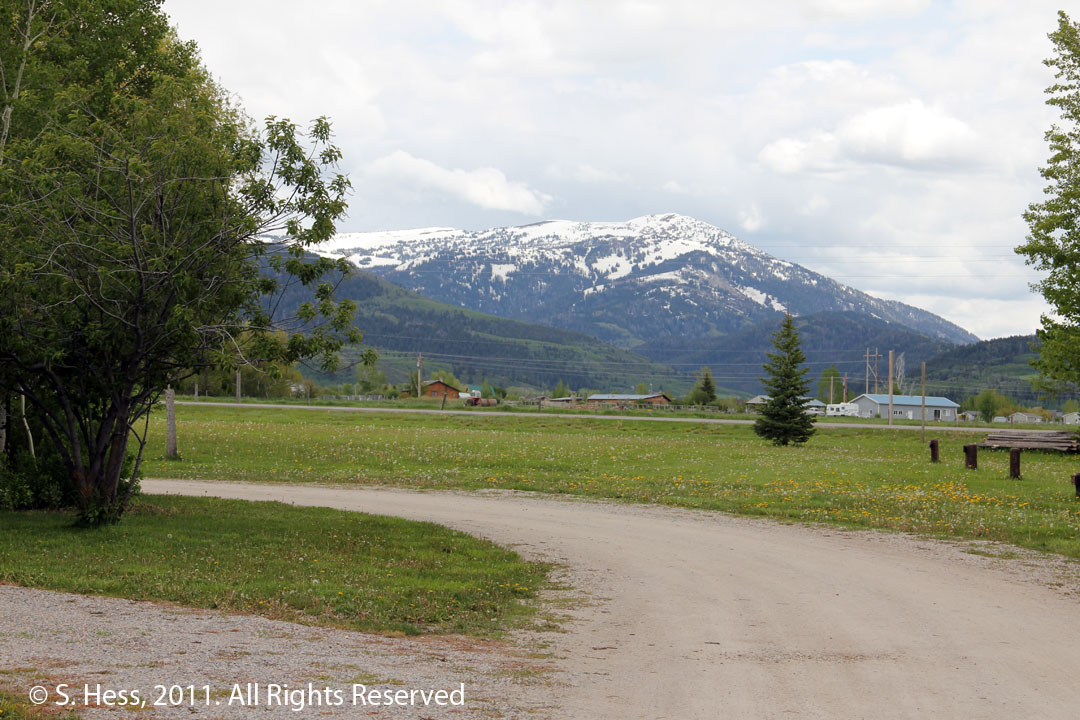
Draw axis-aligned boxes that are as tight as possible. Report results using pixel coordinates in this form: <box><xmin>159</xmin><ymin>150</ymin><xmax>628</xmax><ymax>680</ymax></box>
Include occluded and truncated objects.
<box><xmin>235</xmin><ymin>369</ymin><xmax>241</xmax><ymax>403</ymax></box>
<box><xmin>417</xmin><ymin>352</ymin><xmax>423</xmax><ymax>398</ymax></box>
<box><xmin>888</xmin><ymin>350</ymin><xmax>894</xmax><ymax>426</ymax></box>
<box><xmin>921</xmin><ymin>361</ymin><xmax>927</xmax><ymax>442</ymax></box>
<box><xmin>865</xmin><ymin>348</ymin><xmax>881</xmax><ymax>395</ymax></box>
<box><xmin>843</xmin><ymin>374</ymin><xmax>848</xmax><ymax>402</ymax></box>
<box><xmin>829</xmin><ymin>375</ymin><xmax>834</xmax><ymax>404</ymax></box>
<box><xmin>865</xmin><ymin>348</ymin><xmax>870</xmax><ymax>396</ymax></box>
<box><xmin>875</xmin><ymin>348</ymin><xmax>880</xmax><ymax>394</ymax></box>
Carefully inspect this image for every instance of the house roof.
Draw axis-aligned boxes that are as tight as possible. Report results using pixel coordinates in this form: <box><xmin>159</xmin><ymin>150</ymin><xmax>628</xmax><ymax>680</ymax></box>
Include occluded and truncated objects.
<box><xmin>423</xmin><ymin>379</ymin><xmax>460</xmax><ymax>391</ymax></box>
<box><xmin>854</xmin><ymin>393</ymin><xmax>959</xmax><ymax>408</ymax></box>
<box><xmin>587</xmin><ymin>393</ymin><xmax>670</xmax><ymax>401</ymax></box>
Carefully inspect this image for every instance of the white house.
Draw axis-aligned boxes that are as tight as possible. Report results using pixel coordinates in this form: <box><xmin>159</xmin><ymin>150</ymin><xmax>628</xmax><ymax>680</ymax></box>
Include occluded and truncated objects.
<box><xmin>1009</xmin><ymin>411</ymin><xmax>1043</xmax><ymax>424</ymax></box>
<box><xmin>1064</xmin><ymin>412</ymin><xmax>1080</xmax><ymax>425</ymax></box>
<box><xmin>849</xmin><ymin>393</ymin><xmax>959</xmax><ymax>421</ymax></box>
<box><xmin>958</xmin><ymin>410</ymin><xmax>980</xmax><ymax>422</ymax></box>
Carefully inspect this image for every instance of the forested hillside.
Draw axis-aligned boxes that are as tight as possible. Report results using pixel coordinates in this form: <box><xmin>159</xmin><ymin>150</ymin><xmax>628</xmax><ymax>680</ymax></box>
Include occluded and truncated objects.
<box><xmin>266</xmin><ymin>256</ymin><xmax>684</xmax><ymax>393</ymax></box>
<box><xmin>634</xmin><ymin>312</ymin><xmax>954</xmax><ymax>396</ymax></box>
<box><xmin>925</xmin><ymin>335</ymin><xmax>1043</xmax><ymax>405</ymax></box>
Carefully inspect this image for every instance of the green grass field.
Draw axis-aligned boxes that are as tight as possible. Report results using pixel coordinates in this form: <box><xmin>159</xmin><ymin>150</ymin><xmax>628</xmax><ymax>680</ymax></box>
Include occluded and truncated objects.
<box><xmin>144</xmin><ymin>405</ymin><xmax>1080</xmax><ymax>558</ymax></box>
<box><xmin>0</xmin><ymin>495</ymin><xmax>545</xmax><ymax>636</ymax></box>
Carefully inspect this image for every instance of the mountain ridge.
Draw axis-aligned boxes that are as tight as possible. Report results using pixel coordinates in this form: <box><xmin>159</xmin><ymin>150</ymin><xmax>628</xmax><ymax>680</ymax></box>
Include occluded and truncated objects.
<box><xmin>316</xmin><ymin>213</ymin><xmax>978</xmax><ymax>347</ymax></box>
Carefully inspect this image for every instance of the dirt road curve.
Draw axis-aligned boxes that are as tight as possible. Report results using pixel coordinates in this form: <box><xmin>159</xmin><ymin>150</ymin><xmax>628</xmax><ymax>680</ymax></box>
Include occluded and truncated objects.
<box><xmin>145</xmin><ymin>479</ymin><xmax>1080</xmax><ymax>719</ymax></box>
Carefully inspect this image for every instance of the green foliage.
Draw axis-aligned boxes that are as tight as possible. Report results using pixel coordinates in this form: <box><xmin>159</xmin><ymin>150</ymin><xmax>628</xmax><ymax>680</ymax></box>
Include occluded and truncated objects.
<box><xmin>1017</xmin><ymin>12</ymin><xmax>1080</xmax><ymax>396</ymax></box>
<box><xmin>356</xmin><ymin>361</ymin><xmax>388</xmax><ymax>394</ymax></box>
<box><xmin>754</xmin><ymin>315</ymin><xmax>816</xmax><ymax>446</ymax></box>
<box><xmin>967</xmin><ymin>389</ymin><xmax>1018</xmax><ymax>423</ymax></box>
<box><xmin>0</xmin><ymin>451</ymin><xmax>69</xmax><ymax>511</ymax></box>
<box><xmin>816</xmin><ymin>364</ymin><xmax>843</xmax><ymax>403</ymax></box>
<box><xmin>684</xmin><ymin>367</ymin><xmax>717</xmax><ymax>405</ymax></box>
<box><xmin>481</xmin><ymin>379</ymin><xmax>494</xmax><ymax>398</ymax></box>
<box><xmin>0</xmin><ymin>3</ymin><xmax>358</xmax><ymax>522</ymax></box>
<box><xmin>273</xmin><ymin>264</ymin><xmax>680</xmax><ymax>394</ymax></box>
<box><xmin>926</xmin><ymin>335</ymin><xmax>1044</xmax><ymax>406</ymax></box>
<box><xmin>552</xmin><ymin>379</ymin><xmax>570</xmax><ymax>398</ymax></box>
<box><xmin>635</xmin><ymin>382</ymin><xmax>649</xmax><ymax>394</ymax></box>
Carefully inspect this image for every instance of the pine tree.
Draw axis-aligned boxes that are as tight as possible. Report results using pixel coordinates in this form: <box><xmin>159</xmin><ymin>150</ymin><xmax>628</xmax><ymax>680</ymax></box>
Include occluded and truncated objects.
<box><xmin>754</xmin><ymin>315</ymin><xmax>816</xmax><ymax>446</ymax></box>
<box><xmin>698</xmin><ymin>367</ymin><xmax>717</xmax><ymax>402</ymax></box>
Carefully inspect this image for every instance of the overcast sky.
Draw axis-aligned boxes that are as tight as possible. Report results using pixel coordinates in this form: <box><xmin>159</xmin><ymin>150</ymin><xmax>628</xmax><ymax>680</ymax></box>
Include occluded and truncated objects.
<box><xmin>164</xmin><ymin>0</ymin><xmax>1073</xmax><ymax>340</ymax></box>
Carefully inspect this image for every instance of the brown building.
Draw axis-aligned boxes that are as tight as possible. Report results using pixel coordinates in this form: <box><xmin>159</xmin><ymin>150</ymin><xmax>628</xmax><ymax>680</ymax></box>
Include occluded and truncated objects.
<box><xmin>586</xmin><ymin>393</ymin><xmax>672</xmax><ymax>406</ymax></box>
<box><xmin>421</xmin><ymin>379</ymin><xmax>460</xmax><ymax>399</ymax></box>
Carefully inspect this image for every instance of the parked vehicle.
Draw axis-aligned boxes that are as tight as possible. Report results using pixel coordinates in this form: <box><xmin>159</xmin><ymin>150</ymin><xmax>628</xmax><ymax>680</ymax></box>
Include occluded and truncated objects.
<box><xmin>826</xmin><ymin>403</ymin><xmax>859</xmax><ymax>417</ymax></box>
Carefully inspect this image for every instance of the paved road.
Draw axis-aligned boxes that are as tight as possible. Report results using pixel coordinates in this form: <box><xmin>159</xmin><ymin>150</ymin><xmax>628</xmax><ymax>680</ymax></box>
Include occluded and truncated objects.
<box><xmin>176</xmin><ymin>400</ymin><xmax>1003</xmax><ymax>433</ymax></box>
<box><xmin>146</xmin><ymin>479</ymin><xmax>1080</xmax><ymax>719</ymax></box>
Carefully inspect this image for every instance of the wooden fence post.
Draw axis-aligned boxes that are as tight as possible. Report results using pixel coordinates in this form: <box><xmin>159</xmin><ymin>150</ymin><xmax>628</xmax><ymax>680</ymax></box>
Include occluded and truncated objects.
<box><xmin>1009</xmin><ymin>448</ymin><xmax>1021</xmax><ymax>479</ymax></box>
<box><xmin>929</xmin><ymin>439</ymin><xmax>939</xmax><ymax>463</ymax></box>
<box><xmin>165</xmin><ymin>387</ymin><xmax>178</xmax><ymax>459</ymax></box>
<box><xmin>1072</xmin><ymin>473</ymin><xmax>1080</xmax><ymax>499</ymax></box>
<box><xmin>963</xmin><ymin>443</ymin><xmax>978</xmax><ymax>470</ymax></box>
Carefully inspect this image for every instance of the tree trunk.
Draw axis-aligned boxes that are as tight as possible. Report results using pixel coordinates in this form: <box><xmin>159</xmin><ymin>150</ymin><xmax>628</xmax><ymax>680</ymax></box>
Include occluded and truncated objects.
<box><xmin>165</xmin><ymin>387</ymin><xmax>177</xmax><ymax>459</ymax></box>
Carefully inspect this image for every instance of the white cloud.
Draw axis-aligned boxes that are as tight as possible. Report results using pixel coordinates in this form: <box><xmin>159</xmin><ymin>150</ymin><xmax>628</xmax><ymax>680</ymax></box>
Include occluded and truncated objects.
<box><xmin>759</xmin><ymin>101</ymin><xmax>981</xmax><ymax>174</ymax></box>
<box><xmin>805</xmin><ymin>0</ymin><xmax>930</xmax><ymax>20</ymax></box>
<box><xmin>564</xmin><ymin>164</ymin><xmax>625</xmax><ymax>184</ymax></box>
<box><xmin>799</xmin><ymin>195</ymin><xmax>830</xmax><ymax>215</ymax></box>
<box><xmin>662</xmin><ymin>179</ymin><xmax>694</xmax><ymax>195</ymax></box>
<box><xmin>366</xmin><ymin>151</ymin><xmax>552</xmax><ymax>215</ymax></box>
<box><xmin>838</xmin><ymin>99</ymin><xmax>982</xmax><ymax>168</ymax></box>
<box><xmin>739</xmin><ymin>204</ymin><xmax>765</xmax><ymax>232</ymax></box>
<box><xmin>758</xmin><ymin>133</ymin><xmax>839</xmax><ymax>174</ymax></box>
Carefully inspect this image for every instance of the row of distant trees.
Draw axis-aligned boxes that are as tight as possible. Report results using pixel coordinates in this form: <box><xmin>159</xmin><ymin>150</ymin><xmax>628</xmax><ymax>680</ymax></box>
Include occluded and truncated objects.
<box><xmin>960</xmin><ymin>390</ymin><xmax>1078</xmax><ymax>423</ymax></box>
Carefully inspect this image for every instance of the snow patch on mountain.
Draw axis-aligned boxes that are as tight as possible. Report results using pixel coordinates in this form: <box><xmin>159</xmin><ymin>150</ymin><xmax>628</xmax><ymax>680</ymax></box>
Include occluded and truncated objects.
<box><xmin>490</xmin><ymin>263</ymin><xmax>516</xmax><ymax>282</ymax></box>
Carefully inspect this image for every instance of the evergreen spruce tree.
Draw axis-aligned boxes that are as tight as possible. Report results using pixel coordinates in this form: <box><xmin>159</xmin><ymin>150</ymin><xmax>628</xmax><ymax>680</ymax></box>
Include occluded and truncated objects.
<box><xmin>754</xmin><ymin>315</ymin><xmax>816</xmax><ymax>446</ymax></box>
<box><xmin>698</xmin><ymin>367</ymin><xmax>717</xmax><ymax>403</ymax></box>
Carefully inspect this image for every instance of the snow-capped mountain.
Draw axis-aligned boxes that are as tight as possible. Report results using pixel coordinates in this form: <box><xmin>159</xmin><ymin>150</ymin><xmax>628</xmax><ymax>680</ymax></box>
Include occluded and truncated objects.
<box><xmin>315</xmin><ymin>213</ymin><xmax>978</xmax><ymax>346</ymax></box>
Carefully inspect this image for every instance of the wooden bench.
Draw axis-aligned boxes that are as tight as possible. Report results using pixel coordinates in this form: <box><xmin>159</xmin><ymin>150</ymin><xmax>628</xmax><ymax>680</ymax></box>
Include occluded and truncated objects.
<box><xmin>978</xmin><ymin>430</ymin><xmax>1079</xmax><ymax>453</ymax></box>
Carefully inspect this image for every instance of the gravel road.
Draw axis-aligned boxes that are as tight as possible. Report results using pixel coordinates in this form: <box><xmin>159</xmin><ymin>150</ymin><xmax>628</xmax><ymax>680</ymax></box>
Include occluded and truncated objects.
<box><xmin>135</xmin><ymin>479</ymin><xmax>1080</xmax><ymax>720</ymax></box>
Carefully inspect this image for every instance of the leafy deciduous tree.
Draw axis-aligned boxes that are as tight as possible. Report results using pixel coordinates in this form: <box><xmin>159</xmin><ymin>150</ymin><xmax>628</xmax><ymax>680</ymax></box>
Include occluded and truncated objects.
<box><xmin>0</xmin><ymin>2</ymin><xmax>359</xmax><ymax>523</ymax></box>
<box><xmin>1017</xmin><ymin>11</ymin><xmax>1080</xmax><ymax>394</ymax></box>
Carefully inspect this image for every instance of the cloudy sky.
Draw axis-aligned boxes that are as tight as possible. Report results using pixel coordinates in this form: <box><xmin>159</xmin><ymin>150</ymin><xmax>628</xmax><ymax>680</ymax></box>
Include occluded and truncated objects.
<box><xmin>164</xmin><ymin>0</ymin><xmax>1072</xmax><ymax>340</ymax></box>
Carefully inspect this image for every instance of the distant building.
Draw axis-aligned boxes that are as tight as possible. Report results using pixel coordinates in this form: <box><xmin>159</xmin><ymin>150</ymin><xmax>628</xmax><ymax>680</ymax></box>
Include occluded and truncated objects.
<box><xmin>850</xmin><ymin>393</ymin><xmax>959</xmax><ymax>421</ymax></box>
<box><xmin>420</xmin><ymin>379</ymin><xmax>460</xmax><ymax>399</ymax></box>
<box><xmin>745</xmin><ymin>395</ymin><xmax>769</xmax><ymax>411</ymax></box>
<box><xmin>541</xmin><ymin>396</ymin><xmax>582</xmax><ymax>407</ymax></box>
<box><xmin>746</xmin><ymin>395</ymin><xmax>826</xmax><ymax>414</ymax></box>
<box><xmin>1064</xmin><ymin>412</ymin><xmax>1080</xmax><ymax>426</ymax></box>
<box><xmin>958</xmin><ymin>410</ymin><xmax>980</xmax><ymax>422</ymax></box>
<box><xmin>1008</xmin><ymin>411</ymin><xmax>1043</xmax><ymax>425</ymax></box>
<box><xmin>587</xmin><ymin>393</ymin><xmax>672</xmax><ymax>406</ymax></box>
